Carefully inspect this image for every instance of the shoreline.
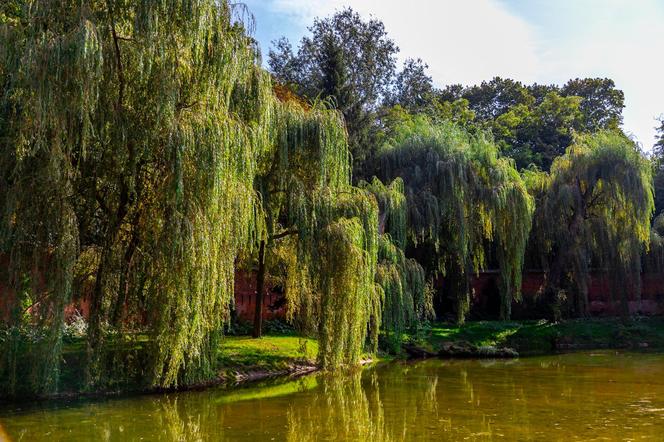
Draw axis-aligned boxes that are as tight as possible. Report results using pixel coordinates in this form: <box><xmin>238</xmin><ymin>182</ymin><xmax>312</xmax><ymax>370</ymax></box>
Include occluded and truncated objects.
<box><xmin>0</xmin><ymin>361</ymin><xmax>321</xmax><ymax>408</ymax></box>
<box><xmin>1</xmin><ymin>346</ymin><xmax>661</xmax><ymax>407</ymax></box>
<box><xmin>3</xmin><ymin>317</ymin><xmax>664</xmax><ymax>405</ymax></box>
<box><xmin>0</xmin><ymin>354</ymin><xmax>379</xmax><ymax>407</ymax></box>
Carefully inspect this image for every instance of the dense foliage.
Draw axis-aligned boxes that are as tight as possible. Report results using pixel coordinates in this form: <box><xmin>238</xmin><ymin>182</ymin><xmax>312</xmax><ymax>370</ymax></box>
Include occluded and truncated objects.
<box><xmin>0</xmin><ymin>0</ymin><xmax>379</xmax><ymax>397</ymax></box>
<box><xmin>526</xmin><ymin>132</ymin><xmax>654</xmax><ymax>318</ymax></box>
<box><xmin>375</xmin><ymin>115</ymin><xmax>534</xmax><ymax>322</ymax></box>
<box><xmin>361</xmin><ymin>177</ymin><xmax>434</xmax><ymax>350</ymax></box>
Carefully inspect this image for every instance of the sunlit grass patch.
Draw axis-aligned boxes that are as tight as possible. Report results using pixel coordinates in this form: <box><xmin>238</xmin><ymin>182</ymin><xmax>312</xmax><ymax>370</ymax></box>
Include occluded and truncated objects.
<box><xmin>217</xmin><ymin>335</ymin><xmax>318</xmax><ymax>371</ymax></box>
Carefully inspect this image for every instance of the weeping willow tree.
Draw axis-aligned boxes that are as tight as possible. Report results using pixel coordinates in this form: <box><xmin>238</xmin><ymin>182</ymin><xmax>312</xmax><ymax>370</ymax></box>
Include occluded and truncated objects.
<box><xmin>276</xmin><ymin>186</ymin><xmax>382</xmax><ymax>368</ymax></box>
<box><xmin>249</xmin><ymin>97</ymin><xmax>383</xmax><ymax>366</ymax></box>
<box><xmin>376</xmin><ymin>116</ymin><xmax>534</xmax><ymax>323</ymax></box>
<box><xmin>0</xmin><ymin>0</ymin><xmax>270</xmax><ymax>394</ymax></box>
<box><xmin>528</xmin><ymin>131</ymin><xmax>654</xmax><ymax>319</ymax></box>
<box><xmin>0</xmin><ymin>0</ymin><xmax>380</xmax><ymax>396</ymax></box>
<box><xmin>360</xmin><ymin>177</ymin><xmax>433</xmax><ymax>350</ymax></box>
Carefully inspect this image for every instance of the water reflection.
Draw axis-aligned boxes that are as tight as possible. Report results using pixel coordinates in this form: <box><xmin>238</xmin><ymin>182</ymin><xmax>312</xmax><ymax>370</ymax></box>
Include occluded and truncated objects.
<box><xmin>1</xmin><ymin>352</ymin><xmax>664</xmax><ymax>441</ymax></box>
<box><xmin>287</xmin><ymin>370</ymin><xmax>391</xmax><ymax>441</ymax></box>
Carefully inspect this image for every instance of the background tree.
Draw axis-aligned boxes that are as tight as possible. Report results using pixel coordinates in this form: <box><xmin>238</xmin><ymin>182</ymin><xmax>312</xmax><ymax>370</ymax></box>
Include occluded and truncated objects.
<box><xmin>268</xmin><ymin>8</ymin><xmax>399</xmax><ymax>176</ymax></box>
<box><xmin>652</xmin><ymin>117</ymin><xmax>664</xmax><ymax>216</ymax></box>
<box><xmin>388</xmin><ymin>58</ymin><xmax>435</xmax><ymax>111</ymax></box>
<box><xmin>267</xmin><ymin>38</ymin><xmax>300</xmax><ymax>86</ymax></box>
<box><xmin>492</xmin><ymin>92</ymin><xmax>585</xmax><ymax>170</ymax></box>
<box><xmin>561</xmin><ymin>78</ymin><xmax>624</xmax><ymax>132</ymax></box>
<box><xmin>432</xmin><ymin>77</ymin><xmax>626</xmax><ymax>171</ymax></box>
<box><xmin>461</xmin><ymin>77</ymin><xmax>534</xmax><ymax>121</ymax></box>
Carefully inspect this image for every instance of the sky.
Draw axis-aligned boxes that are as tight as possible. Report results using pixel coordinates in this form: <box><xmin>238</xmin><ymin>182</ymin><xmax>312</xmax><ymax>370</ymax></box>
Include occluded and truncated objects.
<box><xmin>240</xmin><ymin>0</ymin><xmax>664</xmax><ymax>151</ymax></box>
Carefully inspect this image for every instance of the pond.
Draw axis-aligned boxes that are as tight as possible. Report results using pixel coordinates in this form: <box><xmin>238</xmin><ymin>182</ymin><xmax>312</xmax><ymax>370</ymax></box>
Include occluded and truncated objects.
<box><xmin>1</xmin><ymin>351</ymin><xmax>664</xmax><ymax>441</ymax></box>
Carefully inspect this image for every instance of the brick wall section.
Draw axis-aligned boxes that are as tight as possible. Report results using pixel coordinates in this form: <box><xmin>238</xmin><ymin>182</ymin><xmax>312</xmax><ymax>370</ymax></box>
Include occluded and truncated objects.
<box><xmin>2</xmin><ymin>264</ymin><xmax>663</xmax><ymax>322</ymax></box>
<box><xmin>233</xmin><ymin>271</ymin><xmax>287</xmax><ymax>322</ymax></box>
<box><xmin>469</xmin><ymin>270</ymin><xmax>664</xmax><ymax>317</ymax></box>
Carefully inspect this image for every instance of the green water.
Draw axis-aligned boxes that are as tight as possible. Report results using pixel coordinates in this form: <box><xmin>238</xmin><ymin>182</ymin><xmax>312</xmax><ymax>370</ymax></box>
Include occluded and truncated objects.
<box><xmin>1</xmin><ymin>351</ymin><xmax>664</xmax><ymax>441</ymax></box>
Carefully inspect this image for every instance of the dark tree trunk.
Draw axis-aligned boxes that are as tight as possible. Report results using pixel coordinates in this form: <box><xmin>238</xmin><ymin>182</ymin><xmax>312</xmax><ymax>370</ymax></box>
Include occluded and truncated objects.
<box><xmin>252</xmin><ymin>240</ymin><xmax>266</xmax><ymax>338</ymax></box>
<box><xmin>112</xmin><ymin>227</ymin><xmax>139</xmax><ymax>327</ymax></box>
<box><xmin>87</xmin><ymin>181</ymin><xmax>130</xmax><ymax>383</ymax></box>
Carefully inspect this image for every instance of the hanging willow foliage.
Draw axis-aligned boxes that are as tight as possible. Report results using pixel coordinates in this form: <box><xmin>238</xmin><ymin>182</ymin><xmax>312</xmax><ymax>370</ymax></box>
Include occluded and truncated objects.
<box><xmin>360</xmin><ymin>177</ymin><xmax>433</xmax><ymax>350</ymax></box>
<box><xmin>529</xmin><ymin>131</ymin><xmax>654</xmax><ymax>318</ymax></box>
<box><xmin>0</xmin><ymin>0</ymin><xmax>379</xmax><ymax>396</ymax></box>
<box><xmin>244</xmin><ymin>87</ymin><xmax>381</xmax><ymax>368</ymax></box>
<box><xmin>279</xmin><ymin>187</ymin><xmax>382</xmax><ymax>368</ymax></box>
<box><xmin>644</xmin><ymin>213</ymin><xmax>664</xmax><ymax>272</ymax></box>
<box><xmin>376</xmin><ymin>117</ymin><xmax>534</xmax><ymax>323</ymax></box>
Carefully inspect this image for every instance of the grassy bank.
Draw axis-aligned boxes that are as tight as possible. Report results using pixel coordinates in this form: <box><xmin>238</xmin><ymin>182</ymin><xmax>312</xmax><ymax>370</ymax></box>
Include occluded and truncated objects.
<box><xmin>1</xmin><ymin>333</ymin><xmax>319</xmax><ymax>403</ymax></box>
<box><xmin>416</xmin><ymin>317</ymin><xmax>664</xmax><ymax>355</ymax></box>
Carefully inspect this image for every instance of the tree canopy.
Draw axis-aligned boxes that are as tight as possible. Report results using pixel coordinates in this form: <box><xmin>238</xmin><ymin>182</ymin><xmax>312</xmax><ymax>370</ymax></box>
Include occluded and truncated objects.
<box><xmin>434</xmin><ymin>77</ymin><xmax>625</xmax><ymax>170</ymax></box>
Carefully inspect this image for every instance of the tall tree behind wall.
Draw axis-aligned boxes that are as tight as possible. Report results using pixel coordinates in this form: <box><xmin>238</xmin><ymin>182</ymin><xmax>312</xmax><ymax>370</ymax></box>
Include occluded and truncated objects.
<box><xmin>268</xmin><ymin>8</ymin><xmax>398</xmax><ymax>178</ymax></box>
<box><xmin>435</xmin><ymin>77</ymin><xmax>626</xmax><ymax>170</ymax></box>
<box><xmin>652</xmin><ymin>117</ymin><xmax>664</xmax><ymax>216</ymax></box>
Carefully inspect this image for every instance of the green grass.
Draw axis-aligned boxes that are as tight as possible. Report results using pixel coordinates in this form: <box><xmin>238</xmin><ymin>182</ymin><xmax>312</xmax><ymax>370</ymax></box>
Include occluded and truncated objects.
<box><xmin>217</xmin><ymin>335</ymin><xmax>318</xmax><ymax>371</ymax></box>
<box><xmin>423</xmin><ymin>317</ymin><xmax>664</xmax><ymax>354</ymax></box>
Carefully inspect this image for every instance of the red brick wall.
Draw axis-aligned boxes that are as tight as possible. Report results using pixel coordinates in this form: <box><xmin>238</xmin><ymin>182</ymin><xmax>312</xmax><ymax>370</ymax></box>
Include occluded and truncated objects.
<box><xmin>233</xmin><ymin>271</ymin><xmax>287</xmax><ymax>322</ymax></box>
<box><xmin>2</xmin><ymin>265</ymin><xmax>662</xmax><ymax>323</ymax></box>
<box><xmin>469</xmin><ymin>270</ymin><xmax>664</xmax><ymax>317</ymax></box>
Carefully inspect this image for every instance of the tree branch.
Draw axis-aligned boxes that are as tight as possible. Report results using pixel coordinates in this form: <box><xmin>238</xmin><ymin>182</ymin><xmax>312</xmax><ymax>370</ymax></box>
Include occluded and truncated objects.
<box><xmin>270</xmin><ymin>229</ymin><xmax>299</xmax><ymax>240</ymax></box>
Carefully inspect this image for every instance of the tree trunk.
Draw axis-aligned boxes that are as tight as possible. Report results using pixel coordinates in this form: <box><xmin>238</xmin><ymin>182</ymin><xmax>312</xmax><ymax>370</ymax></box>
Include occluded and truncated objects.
<box><xmin>87</xmin><ymin>183</ymin><xmax>130</xmax><ymax>382</ymax></box>
<box><xmin>252</xmin><ymin>240</ymin><xmax>266</xmax><ymax>338</ymax></box>
<box><xmin>111</xmin><ymin>228</ymin><xmax>139</xmax><ymax>327</ymax></box>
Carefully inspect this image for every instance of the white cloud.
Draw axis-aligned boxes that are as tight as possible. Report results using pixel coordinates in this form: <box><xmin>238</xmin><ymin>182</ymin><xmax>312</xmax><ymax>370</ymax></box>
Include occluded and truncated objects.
<box><xmin>268</xmin><ymin>0</ymin><xmax>541</xmax><ymax>86</ymax></box>
<box><xmin>259</xmin><ymin>0</ymin><xmax>664</xmax><ymax>148</ymax></box>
